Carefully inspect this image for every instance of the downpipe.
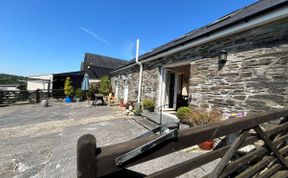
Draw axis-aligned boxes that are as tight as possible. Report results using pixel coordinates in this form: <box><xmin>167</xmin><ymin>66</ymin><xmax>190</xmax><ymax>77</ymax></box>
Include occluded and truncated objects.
<box><xmin>136</xmin><ymin>39</ymin><xmax>143</xmax><ymax>104</ymax></box>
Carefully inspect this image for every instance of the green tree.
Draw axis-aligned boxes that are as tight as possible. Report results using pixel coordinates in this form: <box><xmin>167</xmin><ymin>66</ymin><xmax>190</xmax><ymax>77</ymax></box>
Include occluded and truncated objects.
<box><xmin>64</xmin><ymin>77</ymin><xmax>74</xmax><ymax>97</ymax></box>
<box><xmin>99</xmin><ymin>76</ymin><xmax>110</xmax><ymax>95</ymax></box>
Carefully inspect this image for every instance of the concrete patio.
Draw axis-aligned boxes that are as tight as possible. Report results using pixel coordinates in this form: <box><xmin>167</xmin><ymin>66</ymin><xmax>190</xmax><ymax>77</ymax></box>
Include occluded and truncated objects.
<box><xmin>0</xmin><ymin>102</ymin><xmax>216</xmax><ymax>178</ymax></box>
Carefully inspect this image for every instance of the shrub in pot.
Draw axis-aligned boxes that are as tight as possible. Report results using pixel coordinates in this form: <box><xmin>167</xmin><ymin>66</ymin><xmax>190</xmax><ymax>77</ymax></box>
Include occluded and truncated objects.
<box><xmin>185</xmin><ymin>109</ymin><xmax>222</xmax><ymax>150</ymax></box>
<box><xmin>75</xmin><ymin>88</ymin><xmax>84</xmax><ymax>101</ymax></box>
<box><xmin>64</xmin><ymin>77</ymin><xmax>74</xmax><ymax>103</ymax></box>
<box><xmin>176</xmin><ymin>107</ymin><xmax>192</xmax><ymax>123</ymax></box>
<box><xmin>87</xmin><ymin>88</ymin><xmax>95</xmax><ymax>101</ymax></box>
<box><xmin>143</xmin><ymin>99</ymin><xmax>155</xmax><ymax>112</ymax></box>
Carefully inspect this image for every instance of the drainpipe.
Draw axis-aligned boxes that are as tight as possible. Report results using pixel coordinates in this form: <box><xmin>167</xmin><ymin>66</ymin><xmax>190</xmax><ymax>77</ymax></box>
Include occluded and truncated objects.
<box><xmin>135</xmin><ymin>39</ymin><xmax>142</xmax><ymax>104</ymax></box>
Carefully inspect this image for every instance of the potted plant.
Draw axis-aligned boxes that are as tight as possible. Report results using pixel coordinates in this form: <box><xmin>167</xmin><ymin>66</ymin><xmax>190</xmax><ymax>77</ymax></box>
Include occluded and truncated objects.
<box><xmin>143</xmin><ymin>99</ymin><xmax>155</xmax><ymax>112</ymax></box>
<box><xmin>75</xmin><ymin>88</ymin><xmax>84</xmax><ymax>102</ymax></box>
<box><xmin>176</xmin><ymin>107</ymin><xmax>192</xmax><ymax>124</ymax></box>
<box><xmin>184</xmin><ymin>109</ymin><xmax>222</xmax><ymax>150</ymax></box>
<box><xmin>87</xmin><ymin>87</ymin><xmax>95</xmax><ymax>101</ymax></box>
<box><xmin>119</xmin><ymin>98</ymin><xmax>125</xmax><ymax>107</ymax></box>
<box><xmin>64</xmin><ymin>77</ymin><xmax>74</xmax><ymax>103</ymax></box>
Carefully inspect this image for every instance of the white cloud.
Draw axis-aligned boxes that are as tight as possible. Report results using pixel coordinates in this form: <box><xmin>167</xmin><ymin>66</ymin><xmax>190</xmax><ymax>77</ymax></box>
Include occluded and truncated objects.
<box><xmin>78</xmin><ymin>26</ymin><xmax>111</xmax><ymax>46</ymax></box>
<box><xmin>122</xmin><ymin>41</ymin><xmax>135</xmax><ymax>59</ymax></box>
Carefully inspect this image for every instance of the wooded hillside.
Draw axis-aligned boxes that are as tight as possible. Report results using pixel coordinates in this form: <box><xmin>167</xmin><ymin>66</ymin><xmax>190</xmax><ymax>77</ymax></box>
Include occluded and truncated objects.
<box><xmin>0</xmin><ymin>73</ymin><xmax>26</xmax><ymax>85</ymax></box>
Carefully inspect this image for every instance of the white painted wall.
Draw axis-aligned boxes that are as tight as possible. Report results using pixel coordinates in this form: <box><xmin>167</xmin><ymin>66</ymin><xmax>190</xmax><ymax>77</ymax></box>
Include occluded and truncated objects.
<box><xmin>27</xmin><ymin>74</ymin><xmax>53</xmax><ymax>91</ymax></box>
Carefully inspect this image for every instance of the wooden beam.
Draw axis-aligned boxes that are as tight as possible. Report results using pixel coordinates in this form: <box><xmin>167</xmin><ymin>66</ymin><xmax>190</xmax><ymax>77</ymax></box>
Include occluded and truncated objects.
<box><xmin>235</xmin><ymin>146</ymin><xmax>288</xmax><ymax>178</ymax></box>
<box><xmin>210</xmin><ymin>130</ymin><xmax>249</xmax><ymax>178</ymax></box>
<box><xmin>147</xmin><ymin>136</ymin><xmax>258</xmax><ymax>178</ymax></box>
<box><xmin>254</xmin><ymin>126</ymin><xmax>288</xmax><ymax>168</ymax></box>
<box><xmin>94</xmin><ymin>109</ymin><xmax>288</xmax><ymax>177</ymax></box>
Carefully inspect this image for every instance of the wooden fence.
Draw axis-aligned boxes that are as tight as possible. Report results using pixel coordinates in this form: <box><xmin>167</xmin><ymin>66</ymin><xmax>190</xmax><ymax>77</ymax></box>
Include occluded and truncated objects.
<box><xmin>0</xmin><ymin>89</ymin><xmax>65</xmax><ymax>105</ymax></box>
<box><xmin>77</xmin><ymin>108</ymin><xmax>288</xmax><ymax>178</ymax></box>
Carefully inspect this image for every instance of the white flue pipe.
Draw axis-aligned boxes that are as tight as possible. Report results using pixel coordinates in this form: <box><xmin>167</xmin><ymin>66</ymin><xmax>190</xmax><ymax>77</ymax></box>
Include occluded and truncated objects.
<box><xmin>135</xmin><ymin>39</ymin><xmax>143</xmax><ymax>104</ymax></box>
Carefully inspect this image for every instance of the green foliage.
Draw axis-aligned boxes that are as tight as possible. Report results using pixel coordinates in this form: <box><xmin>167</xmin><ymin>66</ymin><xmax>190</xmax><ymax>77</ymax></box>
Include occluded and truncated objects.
<box><xmin>176</xmin><ymin>107</ymin><xmax>192</xmax><ymax>121</ymax></box>
<box><xmin>133</xmin><ymin>108</ymin><xmax>142</xmax><ymax>116</ymax></box>
<box><xmin>99</xmin><ymin>76</ymin><xmax>110</xmax><ymax>95</ymax></box>
<box><xmin>87</xmin><ymin>87</ymin><xmax>95</xmax><ymax>99</ymax></box>
<box><xmin>0</xmin><ymin>73</ymin><xmax>26</xmax><ymax>85</ymax></box>
<box><xmin>75</xmin><ymin>88</ymin><xmax>84</xmax><ymax>99</ymax></box>
<box><xmin>184</xmin><ymin>110</ymin><xmax>222</xmax><ymax>127</ymax></box>
<box><xmin>64</xmin><ymin>77</ymin><xmax>74</xmax><ymax>97</ymax></box>
<box><xmin>143</xmin><ymin>99</ymin><xmax>155</xmax><ymax>112</ymax></box>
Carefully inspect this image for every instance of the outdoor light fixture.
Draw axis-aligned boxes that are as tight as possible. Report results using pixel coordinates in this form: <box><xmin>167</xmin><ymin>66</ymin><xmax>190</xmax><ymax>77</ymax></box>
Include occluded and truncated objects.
<box><xmin>87</xmin><ymin>65</ymin><xmax>91</xmax><ymax>69</ymax></box>
<box><xmin>219</xmin><ymin>50</ymin><xmax>227</xmax><ymax>62</ymax></box>
<box><xmin>218</xmin><ymin>50</ymin><xmax>227</xmax><ymax>70</ymax></box>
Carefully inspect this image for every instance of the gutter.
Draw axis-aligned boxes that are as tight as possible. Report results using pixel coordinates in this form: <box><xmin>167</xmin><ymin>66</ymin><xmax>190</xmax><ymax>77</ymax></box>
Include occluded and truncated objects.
<box><xmin>135</xmin><ymin>39</ymin><xmax>143</xmax><ymax>104</ymax></box>
<box><xmin>111</xmin><ymin>4</ymin><xmax>288</xmax><ymax>73</ymax></box>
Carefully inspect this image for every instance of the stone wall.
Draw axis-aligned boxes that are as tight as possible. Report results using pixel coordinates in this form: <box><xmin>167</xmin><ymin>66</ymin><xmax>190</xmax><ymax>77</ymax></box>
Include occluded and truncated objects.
<box><xmin>187</xmin><ymin>19</ymin><xmax>288</xmax><ymax>114</ymax></box>
<box><xmin>111</xmin><ymin>66</ymin><xmax>160</xmax><ymax>104</ymax></box>
<box><xmin>112</xmin><ymin>18</ymin><xmax>288</xmax><ymax>114</ymax></box>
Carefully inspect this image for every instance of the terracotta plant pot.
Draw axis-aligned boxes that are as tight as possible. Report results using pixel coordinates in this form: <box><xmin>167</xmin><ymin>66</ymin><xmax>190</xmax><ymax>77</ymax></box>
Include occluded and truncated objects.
<box><xmin>119</xmin><ymin>99</ymin><xmax>125</xmax><ymax>107</ymax></box>
<box><xmin>198</xmin><ymin>140</ymin><xmax>214</xmax><ymax>150</ymax></box>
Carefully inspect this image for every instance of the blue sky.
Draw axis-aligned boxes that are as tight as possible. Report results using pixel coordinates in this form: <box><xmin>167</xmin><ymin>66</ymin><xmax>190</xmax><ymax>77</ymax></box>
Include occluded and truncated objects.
<box><xmin>0</xmin><ymin>0</ymin><xmax>257</xmax><ymax>76</ymax></box>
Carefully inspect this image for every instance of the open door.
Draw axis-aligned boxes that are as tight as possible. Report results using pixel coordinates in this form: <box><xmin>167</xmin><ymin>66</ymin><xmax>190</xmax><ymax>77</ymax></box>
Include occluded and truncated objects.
<box><xmin>163</xmin><ymin>69</ymin><xmax>178</xmax><ymax>110</ymax></box>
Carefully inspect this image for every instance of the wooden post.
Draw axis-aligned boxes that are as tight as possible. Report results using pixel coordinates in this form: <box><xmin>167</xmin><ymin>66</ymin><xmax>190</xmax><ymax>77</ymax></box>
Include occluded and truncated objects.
<box><xmin>77</xmin><ymin>134</ymin><xmax>97</xmax><ymax>178</ymax></box>
<box><xmin>36</xmin><ymin>89</ymin><xmax>40</xmax><ymax>103</ymax></box>
<box><xmin>0</xmin><ymin>90</ymin><xmax>3</xmax><ymax>104</ymax></box>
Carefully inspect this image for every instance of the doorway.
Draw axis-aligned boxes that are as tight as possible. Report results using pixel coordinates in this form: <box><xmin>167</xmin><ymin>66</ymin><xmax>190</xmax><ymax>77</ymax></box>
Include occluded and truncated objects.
<box><xmin>160</xmin><ymin>63</ymin><xmax>190</xmax><ymax>110</ymax></box>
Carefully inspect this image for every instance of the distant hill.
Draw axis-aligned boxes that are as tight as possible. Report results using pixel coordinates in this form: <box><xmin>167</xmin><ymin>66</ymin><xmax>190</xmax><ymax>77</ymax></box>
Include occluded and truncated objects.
<box><xmin>0</xmin><ymin>73</ymin><xmax>27</xmax><ymax>85</ymax></box>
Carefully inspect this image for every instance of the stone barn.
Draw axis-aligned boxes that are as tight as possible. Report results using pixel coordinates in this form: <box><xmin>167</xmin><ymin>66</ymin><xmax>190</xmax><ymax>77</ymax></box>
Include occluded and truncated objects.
<box><xmin>111</xmin><ymin>0</ymin><xmax>288</xmax><ymax>115</ymax></box>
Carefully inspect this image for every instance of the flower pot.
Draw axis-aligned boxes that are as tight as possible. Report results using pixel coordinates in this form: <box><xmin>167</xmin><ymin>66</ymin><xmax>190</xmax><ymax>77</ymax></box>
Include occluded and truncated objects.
<box><xmin>198</xmin><ymin>140</ymin><xmax>214</xmax><ymax>150</ymax></box>
<box><xmin>41</xmin><ymin>99</ymin><xmax>49</xmax><ymax>107</ymax></box>
<box><xmin>65</xmin><ymin>96</ymin><xmax>73</xmax><ymax>103</ymax></box>
<box><xmin>119</xmin><ymin>99</ymin><xmax>125</xmax><ymax>107</ymax></box>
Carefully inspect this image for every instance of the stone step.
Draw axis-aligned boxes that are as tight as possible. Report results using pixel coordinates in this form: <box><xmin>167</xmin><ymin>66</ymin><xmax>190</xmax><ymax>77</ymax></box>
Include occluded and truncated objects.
<box><xmin>133</xmin><ymin>117</ymin><xmax>159</xmax><ymax>130</ymax></box>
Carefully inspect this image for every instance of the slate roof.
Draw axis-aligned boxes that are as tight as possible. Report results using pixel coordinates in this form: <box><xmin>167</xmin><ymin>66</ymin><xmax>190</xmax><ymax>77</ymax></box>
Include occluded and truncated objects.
<box><xmin>82</xmin><ymin>53</ymin><xmax>128</xmax><ymax>79</ymax></box>
<box><xmin>84</xmin><ymin>53</ymin><xmax>127</xmax><ymax>70</ymax></box>
<box><xmin>84</xmin><ymin>67</ymin><xmax>112</xmax><ymax>80</ymax></box>
<box><xmin>113</xmin><ymin>0</ymin><xmax>288</xmax><ymax>72</ymax></box>
<box><xmin>53</xmin><ymin>71</ymin><xmax>85</xmax><ymax>77</ymax></box>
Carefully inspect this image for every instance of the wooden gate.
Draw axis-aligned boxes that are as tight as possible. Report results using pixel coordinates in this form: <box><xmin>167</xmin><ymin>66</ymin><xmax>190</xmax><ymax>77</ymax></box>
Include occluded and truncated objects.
<box><xmin>77</xmin><ymin>108</ymin><xmax>288</xmax><ymax>178</ymax></box>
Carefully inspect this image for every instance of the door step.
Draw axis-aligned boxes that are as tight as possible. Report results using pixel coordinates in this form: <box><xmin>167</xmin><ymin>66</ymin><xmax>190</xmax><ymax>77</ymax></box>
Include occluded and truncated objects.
<box><xmin>133</xmin><ymin>117</ymin><xmax>159</xmax><ymax>130</ymax></box>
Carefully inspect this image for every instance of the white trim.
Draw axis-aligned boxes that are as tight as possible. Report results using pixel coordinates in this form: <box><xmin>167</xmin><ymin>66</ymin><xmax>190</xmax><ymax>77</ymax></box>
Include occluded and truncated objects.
<box><xmin>173</xmin><ymin>72</ymin><xmax>179</xmax><ymax>110</ymax></box>
<box><xmin>112</xmin><ymin>5</ymin><xmax>288</xmax><ymax>73</ymax></box>
<box><xmin>158</xmin><ymin>67</ymin><xmax>164</xmax><ymax>107</ymax></box>
<box><xmin>162</xmin><ymin>68</ymin><xmax>167</xmax><ymax>109</ymax></box>
<box><xmin>123</xmin><ymin>85</ymin><xmax>129</xmax><ymax>103</ymax></box>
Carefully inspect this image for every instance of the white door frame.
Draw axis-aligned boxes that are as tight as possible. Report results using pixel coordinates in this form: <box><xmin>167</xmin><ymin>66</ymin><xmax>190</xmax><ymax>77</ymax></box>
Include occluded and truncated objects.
<box><xmin>123</xmin><ymin>85</ymin><xmax>128</xmax><ymax>103</ymax></box>
<box><xmin>159</xmin><ymin>60</ymin><xmax>191</xmax><ymax>111</ymax></box>
<box><xmin>115</xmin><ymin>83</ymin><xmax>119</xmax><ymax>101</ymax></box>
<box><xmin>161</xmin><ymin>68</ymin><xmax>178</xmax><ymax>110</ymax></box>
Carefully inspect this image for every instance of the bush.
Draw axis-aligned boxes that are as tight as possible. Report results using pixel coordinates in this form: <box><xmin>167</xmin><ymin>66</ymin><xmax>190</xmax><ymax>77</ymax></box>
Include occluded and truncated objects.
<box><xmin>143</xmin><ymin>99</ymin><xmax>155</xmax><ymax>112</ymax></box>
<box><xmin>87</xmin><ymin>88</ymin><xmax>95</xmax><ymax>99</ymax></box>
<box><xmin>75</xmin><ymin>88</ymin><xmax>84</xmax><ymax>99</ymax></box>
<box><xmin>133</xmin><ymin>108</ymin><xmax>142</xmax><ymax>115</ymax></box>
<box><xmin>176</xmin><ymin>107</ymin><xmax>192</xmax><ymax>121</ymax></box>
<box><xmin>184</xmin><ymin>109</ymin><xmax>221</xmax><ymax>127</ymax></box>
<box><xmin>99</xmin><ymin>76</ymin><xmax>110</xmax><ymax>95</ymax></box>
